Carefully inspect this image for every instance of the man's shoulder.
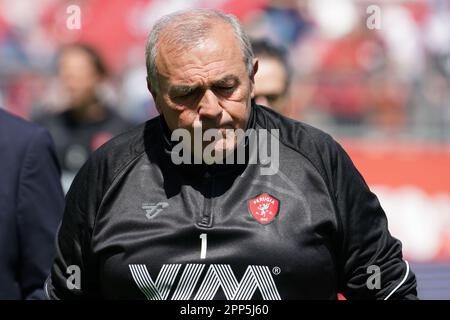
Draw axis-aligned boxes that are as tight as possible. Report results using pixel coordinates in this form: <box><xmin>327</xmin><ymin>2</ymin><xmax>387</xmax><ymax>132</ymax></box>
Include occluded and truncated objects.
<box><xmin>65</xmin><ymin>117</ymin><xmax>161</xmax><ymax>209</ymax></box>
<box><xmin>0</xmin><ymin>109</ymin><xmax>51</xmax><ymax>152</ymax></box>
<box><xmin>254</xmin><ymin>104</ymin><xmax>337</xmax><ymax>156</ymax></box>
<box><xmin>254</xmin><ymin>104</ymin><xmax>344</xmax><ymax>187</ymax></box>
<box><xmin>85</xmin><ymin>116</ymin><xmax>160</xmax><ymax>174</ymax></box>
<box><xmin>0</xmin><ymin>109</ymin><xmax>56</xmax><ymax>184</ymax></box>
<box><xmin>0</xmin><ymin>109</ymin><xmax>46</xmax><ymax>138</ymax></box>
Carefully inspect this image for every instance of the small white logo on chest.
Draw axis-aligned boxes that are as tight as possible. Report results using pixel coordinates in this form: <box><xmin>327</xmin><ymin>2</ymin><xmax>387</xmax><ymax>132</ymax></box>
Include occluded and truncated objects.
<box><xmin>142</xmin><ymin>202</ymin><xmax>169</xmax><ymax>219</ymax></box>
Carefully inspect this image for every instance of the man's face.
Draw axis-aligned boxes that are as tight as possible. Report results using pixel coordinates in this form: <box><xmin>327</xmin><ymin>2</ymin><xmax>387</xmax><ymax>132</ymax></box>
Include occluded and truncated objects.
<box><xmin>149</xmin><ymin>22</ymin><xmax>256</xmax><ymax>156</ymax></box>
<box><xmin>254</xmin><ymin>56</ymin><xmax>288</xmax><ymax>113</ymax></box>
<box><xmin>59</xmin><ymin>48</ymin><xmax>100</xmax><ymax>107</ymax></box>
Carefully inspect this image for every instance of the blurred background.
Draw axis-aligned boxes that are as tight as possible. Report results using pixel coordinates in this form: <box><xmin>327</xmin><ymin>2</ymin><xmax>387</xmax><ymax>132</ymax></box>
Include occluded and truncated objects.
<box><xmin>0</xmin><ymin>0</ymin><xmax>449</xmax><ymax>299</ymax></box>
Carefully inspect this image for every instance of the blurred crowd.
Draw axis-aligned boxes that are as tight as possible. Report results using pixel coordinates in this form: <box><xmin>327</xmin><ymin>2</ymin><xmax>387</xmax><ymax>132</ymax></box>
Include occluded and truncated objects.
<box><xmin>1</xmin><ymin>0</ymin><xmax>449</xmax><ymax>142</ymax></box>
<box><xmin>246</xmin><ymin>0</ymin><xmax>450</xmax><ymax>141</ymax></box>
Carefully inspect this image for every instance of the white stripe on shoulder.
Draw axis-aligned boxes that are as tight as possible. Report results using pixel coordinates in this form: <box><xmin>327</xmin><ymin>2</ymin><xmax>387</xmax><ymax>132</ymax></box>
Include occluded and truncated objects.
<box><xmin>44</xmin><ymin>279</ymin><xmax>51</xmax><ymax>300</ymax></box>
<box><xmin>384</xmin><ymin>260</ymin><xmax>410</xmax><ymax>300</ymax></box>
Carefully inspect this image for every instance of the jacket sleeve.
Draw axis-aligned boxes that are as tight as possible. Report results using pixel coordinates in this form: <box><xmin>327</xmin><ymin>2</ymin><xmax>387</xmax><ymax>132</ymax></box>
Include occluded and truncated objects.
<box><xmin>16</xmin><ymin>128</ymin><xmax>64</xmax><ymax>299</ymax></box>
<box><xmin>329</xmin><ymin>140</ymin><xmax>417</xmax><ymax>300</ymax></box>
<box><xmin>45</xmin><ymin>150</ymin><xmax>104</xmax><ymax>300</ymax></box>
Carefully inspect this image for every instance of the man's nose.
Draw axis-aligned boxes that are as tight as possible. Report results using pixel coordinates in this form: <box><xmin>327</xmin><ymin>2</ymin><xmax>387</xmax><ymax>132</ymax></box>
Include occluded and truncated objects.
<box><xmin>198</xmin><ymin>89</ymin><xmax>223</xmax><ymax>120</ymax></box>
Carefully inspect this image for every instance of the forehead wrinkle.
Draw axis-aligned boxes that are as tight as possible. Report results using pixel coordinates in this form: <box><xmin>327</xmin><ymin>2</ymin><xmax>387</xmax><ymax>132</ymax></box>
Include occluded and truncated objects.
<box><xmin>159</xmin><ymin>42</ymin><xmax>222</xmax><ymax>72</ymax></box>
<box><xmin>156</xmin><ymin>23</ymin><xmax>247</xmax><ymax>91</ymax></box>
<box><xmin>172</xmin><ymin>59</ymin><xmax>235</xmax><ymax>85</ymax></box>
<box><xmin>158</xmin><ymin>20</ymin><xmax>240</xmax><ymax>63</ymax></box>
<box><xmin>156</xmin><ymin>18</ymin><xmax>215</xmax><ymax>58</ymax></box>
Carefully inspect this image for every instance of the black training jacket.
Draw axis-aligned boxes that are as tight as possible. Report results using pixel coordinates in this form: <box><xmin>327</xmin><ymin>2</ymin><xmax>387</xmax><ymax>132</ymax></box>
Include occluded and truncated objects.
<box><xmin>45</xmin><ymin>103</ymin><xmax>417</xmax><ymax>300</ymax></box>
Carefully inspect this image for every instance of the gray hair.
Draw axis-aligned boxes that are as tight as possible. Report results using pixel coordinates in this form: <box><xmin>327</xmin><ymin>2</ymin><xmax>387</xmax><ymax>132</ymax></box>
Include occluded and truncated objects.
<box><xmin>145</xmin><ymin>9</ymin><xmax>254</xmax><ymax>93</ymax></box>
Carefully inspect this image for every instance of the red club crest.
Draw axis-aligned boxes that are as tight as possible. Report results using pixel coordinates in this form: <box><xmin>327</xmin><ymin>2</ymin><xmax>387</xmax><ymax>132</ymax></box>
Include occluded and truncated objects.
<box><xmin>248</xmin><ymin>193</ymin><xmax>280</xmax><ymax>224</ymax></box>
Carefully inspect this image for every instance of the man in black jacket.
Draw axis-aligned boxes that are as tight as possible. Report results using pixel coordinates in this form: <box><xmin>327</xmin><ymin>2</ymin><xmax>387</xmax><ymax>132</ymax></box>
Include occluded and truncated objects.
<box><xmin>0</xmin><ymin>109</ymin><xmax>64</xmax><ymax>299</ymax></box>
<box><xmin>46</xmin><ymin>9</ymin><xmax>417</xmax><ymax>300</ymax></box>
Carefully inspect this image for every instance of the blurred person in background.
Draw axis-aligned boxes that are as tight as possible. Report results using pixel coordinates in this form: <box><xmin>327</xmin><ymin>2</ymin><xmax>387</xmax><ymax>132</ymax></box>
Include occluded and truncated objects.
<box><xmin>35</xmin><ymin>44</ymin><xmax>132</xmax><ymax>192</ymax></box>
<box><xmin>251</xmin><ymin>38</ymin><xmax>292</xmax><ymax>116</ymax></box>
<box><xmin>0</xmin><ymin>108</ymin><xmax>64</xmax><ymax>299</ymax></box>
<box><xmin>245</xmin><ymin>0</ymin><xmax>312</xmax><ymax>49</ymax></box>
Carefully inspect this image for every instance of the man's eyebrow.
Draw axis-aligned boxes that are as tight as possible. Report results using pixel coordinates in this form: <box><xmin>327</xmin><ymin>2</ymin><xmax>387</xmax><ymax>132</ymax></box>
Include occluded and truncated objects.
<box><xmin>169</xmin><ymin>75</ymin><xmax>240</xmax><ymax>94</ymax></box>
<box><xmin>214</xmin><ymin>75</ymin><xmax>240</xmax><ymax>86</ymax></box>
<box><xmin>169</xmin><ymin>84</ymin><xmax>196</xmax><ymax>95</ymax></box>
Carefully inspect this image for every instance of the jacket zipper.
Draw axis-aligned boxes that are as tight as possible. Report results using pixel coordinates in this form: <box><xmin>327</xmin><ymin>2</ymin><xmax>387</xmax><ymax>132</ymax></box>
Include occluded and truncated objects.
<box><xmin>199</xmin><ymin>171</ymin><xmax>215</xmax><ymax>227</ymax></box>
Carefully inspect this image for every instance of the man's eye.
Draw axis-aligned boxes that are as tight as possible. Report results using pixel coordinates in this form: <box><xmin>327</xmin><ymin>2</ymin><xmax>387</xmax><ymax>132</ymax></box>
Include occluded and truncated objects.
<box><xmin>217</xmin><ymin>86</ymin><xmax>235</xmax><ymax>94</ymax></box>
<box><xmin>174</xmin><ymin>90</ymin><xmax>194</xmax><ymax>98</ymax></box>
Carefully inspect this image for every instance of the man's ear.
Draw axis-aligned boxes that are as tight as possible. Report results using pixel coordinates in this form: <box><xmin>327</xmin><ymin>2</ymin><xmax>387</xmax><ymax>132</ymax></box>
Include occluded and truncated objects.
<box><xmin>250</xmin><ymin>59</ymin><xmax>259</xmax><ymax>98</ymax></box>
<box><xmin>251</xmin><ymin>58</ymin><xmax>258</xmax><ymax>82</ymax></box>
<box><xmin>147</xmin><ymin>77</ymin><xmax>161</xmax><ymax>113</ymax></box>
<box><xmin>147</xmin><ymin>76</ymin><xmax>156</xmax><ymax>98</ymax></box>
